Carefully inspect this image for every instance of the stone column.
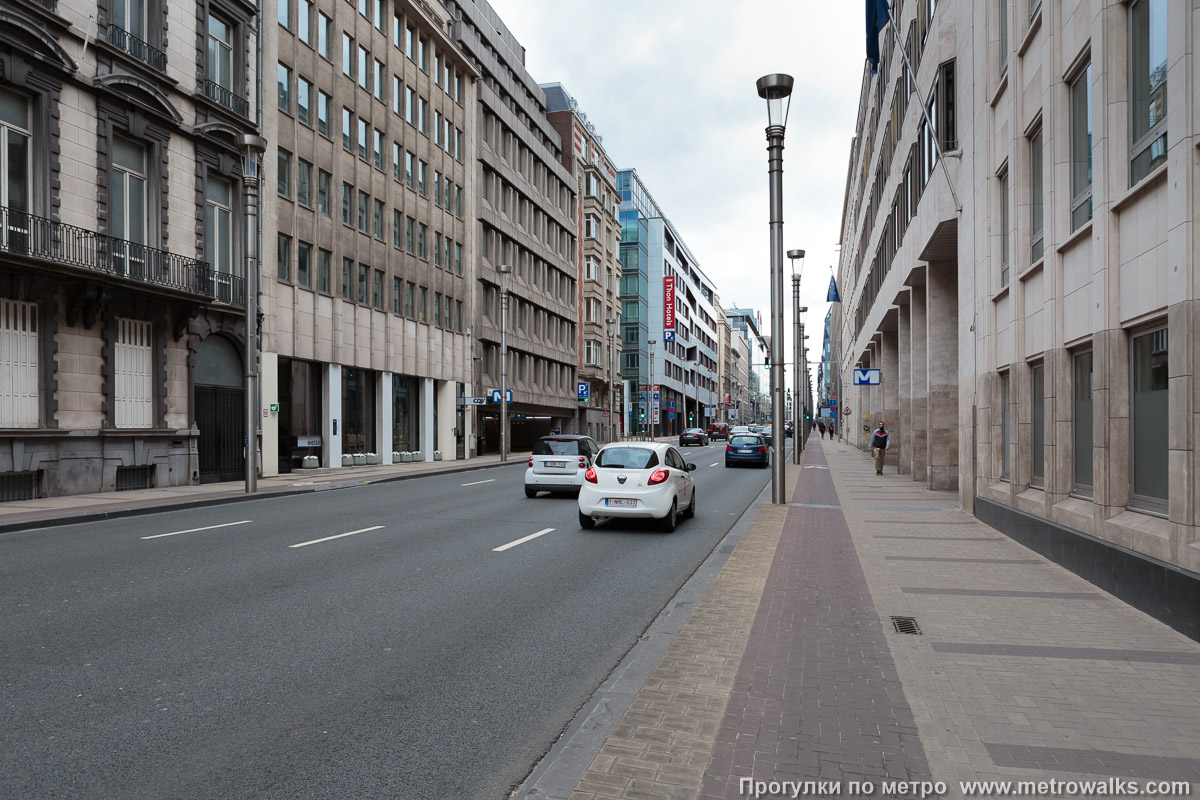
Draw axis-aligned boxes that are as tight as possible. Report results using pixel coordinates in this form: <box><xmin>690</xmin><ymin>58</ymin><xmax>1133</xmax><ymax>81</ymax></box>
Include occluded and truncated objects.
<box><xmin>422</xmin><ymin>377</ymin><xmax>435</xmax><ymax>461</ymax></box>
<box><xmin>897</xmin><ymin>300</ymin><xmax>912</xmax><ymax>475</ymax></box>
<box><xmin>437</xmin><ymin>379</ymin><xmax>457</xmax><ymax>459</ymax></box>
<box><xmin>927</xmin><ymin>261</ymin><xmax>959</xmax><ymax>490</ymax></box>
<box><xmin>910</xmin><ymin>286</ymin><xmax>929</xmax><ymax>482</ymax></box>
<box><xmin>325</xmin><ymin>363</ymin><xmax>342</xmax><ymax>468</ymax></box>
<box><xmin>881</xmin><ymin>327</ymin><xmax>900</xmax><ymax>471</ymax></box>
<box><xmin>379</xmin><ymin>371</ymin><xmax>393</xmax><ymax>463</ymax></box>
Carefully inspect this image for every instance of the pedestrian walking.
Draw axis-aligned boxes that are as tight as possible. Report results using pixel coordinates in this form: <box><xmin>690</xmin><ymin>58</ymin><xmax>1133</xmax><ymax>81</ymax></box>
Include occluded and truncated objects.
<box><xmin>818</xmin><ymin>420</ymin><xmax>826</xmax><ymax>439</ymax></box>
<box><xmin>870</xmin><ymin>421</ymin><xmax>890</xmax><ymax>475</ymax></box>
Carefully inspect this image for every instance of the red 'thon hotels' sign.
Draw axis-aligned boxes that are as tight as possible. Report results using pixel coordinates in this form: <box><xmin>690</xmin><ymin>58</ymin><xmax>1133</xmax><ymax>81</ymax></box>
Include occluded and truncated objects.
<box><xmin>663</xmin><ymin>276</ymin><xmax>675</xmax><ymax>330</ymax></box>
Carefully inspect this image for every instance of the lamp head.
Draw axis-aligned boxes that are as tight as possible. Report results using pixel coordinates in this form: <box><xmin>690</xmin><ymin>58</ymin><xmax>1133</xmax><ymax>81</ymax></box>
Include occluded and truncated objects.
<box><xmin>786</xmin><ymin>249</ymin><xmax>804</xmax><ymax>260</ymax></box>
<box><xmin>756</xmin><ymin>73</ymin><xmax>794</xmax><ymax>129</ymax></box>
<box><xmin>498</xmin><ymin>264</ymin><xmax>512</xmax><ymax>274</ymax></box>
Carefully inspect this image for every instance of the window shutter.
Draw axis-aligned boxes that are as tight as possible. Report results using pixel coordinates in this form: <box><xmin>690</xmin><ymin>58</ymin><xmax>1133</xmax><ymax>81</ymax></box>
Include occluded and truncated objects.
<box><xmin>114</xmin><ymin>318</ymin><xmax>153</xmax><ymax>428</ymax></box>
<box><xmin>0</xmin><ymin>299</ymin><xmax>39</xmax><ymax>427</ymax></box>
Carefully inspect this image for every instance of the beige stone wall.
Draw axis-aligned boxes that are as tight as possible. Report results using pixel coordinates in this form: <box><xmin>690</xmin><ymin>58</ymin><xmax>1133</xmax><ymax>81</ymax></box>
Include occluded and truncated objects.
<box><xmin>53</xmin><ymin>306</ymin><xmax>105</xmax><ymax>431</ymax></box>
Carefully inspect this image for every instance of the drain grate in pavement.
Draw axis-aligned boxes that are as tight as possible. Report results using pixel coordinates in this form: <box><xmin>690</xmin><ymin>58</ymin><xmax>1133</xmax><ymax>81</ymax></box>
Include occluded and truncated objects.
<box><xmin>891</xmin><ymin>616</ymin><xmax>922</xmax><ymax>635</ymax></box>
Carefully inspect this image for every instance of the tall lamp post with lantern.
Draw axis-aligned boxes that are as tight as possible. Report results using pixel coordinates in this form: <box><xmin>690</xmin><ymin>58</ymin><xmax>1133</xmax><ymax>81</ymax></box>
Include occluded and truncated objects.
<box><xmin>237</xmin><ymin>134</ymin><xmax>266</xmax><ymax>493</ymax></box>
<box><xmin>757</xmin><ymin>73</ymin><xmax>793</xmax><ymax>504</ymax></box>
<box><xmin>499</xmin><ymin>263</ymin><xmax>512</xmax><ymax>462</ymax></box>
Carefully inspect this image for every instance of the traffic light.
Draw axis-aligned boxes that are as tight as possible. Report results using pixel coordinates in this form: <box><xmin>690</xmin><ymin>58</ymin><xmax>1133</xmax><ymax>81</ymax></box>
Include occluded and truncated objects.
<box><xmin>639</xmin><ymin>409</ymin><xmax>646</xmax><ymax>420</ymax></box>
<box><xmin>688</xmin><ymin>412</ymin><xmax>694</xmax><ymax>422</ymax></box>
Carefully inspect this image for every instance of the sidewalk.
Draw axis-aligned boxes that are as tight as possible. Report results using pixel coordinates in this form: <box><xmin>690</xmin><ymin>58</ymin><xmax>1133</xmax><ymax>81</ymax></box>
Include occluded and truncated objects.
<box><xmin>0</xmin><ymin>451</ymin><xmax>528</xmax><ymax>533</ymax></box>
<box><xmin>519</xmin><ymin>436</ymin><xmax>1200</xmax><ymax>799</ymax></box>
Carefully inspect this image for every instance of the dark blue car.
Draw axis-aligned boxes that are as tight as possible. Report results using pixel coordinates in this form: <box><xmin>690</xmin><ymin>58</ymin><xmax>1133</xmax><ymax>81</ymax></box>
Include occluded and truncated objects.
<box><xmin>724</xmin><ymin>434</ymin><xmax>769</xmax><ymax>468</ymax></box>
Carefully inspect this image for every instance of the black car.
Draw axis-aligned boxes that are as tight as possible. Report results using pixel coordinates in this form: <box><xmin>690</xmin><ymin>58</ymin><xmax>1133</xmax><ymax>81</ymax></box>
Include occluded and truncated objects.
<box><xmin>678</xmin><ymin>428</ymin><xmax>710</xmax><ymax>447</ymax></box>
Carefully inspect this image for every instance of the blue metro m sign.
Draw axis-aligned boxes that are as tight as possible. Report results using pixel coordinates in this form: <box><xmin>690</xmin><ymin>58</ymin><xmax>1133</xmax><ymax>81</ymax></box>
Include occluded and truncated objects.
<box><xmin>853</xmin><ymin>369</ymin><xmax>881</xmax><ymax>386</ymax></box>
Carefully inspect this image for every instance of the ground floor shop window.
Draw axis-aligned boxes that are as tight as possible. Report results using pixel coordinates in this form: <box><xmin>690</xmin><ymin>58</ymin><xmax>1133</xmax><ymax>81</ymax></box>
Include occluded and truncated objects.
<box><xmin>1072</xmin><ymin>349</ymin><xmax>1093</xmax><ymax>496</ymax></box>
<box><xmin>1030</xmin><ymin>363</ymin><xmax>1044</xmax><ymax>487</ymax></box>
<box><xmin>278</xmin><ymin>358</ymin><xmax>323</xmax><ymax>472</ymax></box>
<box><xmin>392</xmin><ymin>375</ymin><xmax>420</xmax><ymax>452</ymax></box>
<box><xmin>1131</xmin><ymin>327</ymin><xmax>1168</xmax><ymax>513</ymax></box>
<box><xmin>342</xmin><ymin>367</ymin><xmax>376</xmax><ymax>454</ymax></box>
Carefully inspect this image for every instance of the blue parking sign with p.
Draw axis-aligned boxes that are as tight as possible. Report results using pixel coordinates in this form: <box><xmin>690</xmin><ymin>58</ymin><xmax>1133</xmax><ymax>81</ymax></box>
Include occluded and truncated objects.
<box><xmin>577</xmin><ymin>382</ymin><xmax>589</xmax><ymax>400</ymax></box>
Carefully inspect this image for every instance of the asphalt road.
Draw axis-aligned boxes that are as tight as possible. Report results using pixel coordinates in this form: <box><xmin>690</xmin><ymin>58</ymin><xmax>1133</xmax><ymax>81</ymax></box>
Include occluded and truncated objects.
<box><xmin>1</xmin><ymin>440</ymin><xmax>781</xmax><ymax>799</ymax></box>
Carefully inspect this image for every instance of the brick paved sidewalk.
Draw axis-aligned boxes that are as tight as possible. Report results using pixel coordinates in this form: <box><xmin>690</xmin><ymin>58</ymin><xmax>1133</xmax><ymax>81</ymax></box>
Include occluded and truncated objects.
<box><xmin>537</xmin><ymin>439</ymin><xmax>1200</xmax><ymax>799</ymax></box>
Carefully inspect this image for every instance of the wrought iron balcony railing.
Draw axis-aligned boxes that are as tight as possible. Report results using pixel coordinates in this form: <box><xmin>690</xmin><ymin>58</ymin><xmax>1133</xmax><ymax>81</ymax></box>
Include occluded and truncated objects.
<box><xmin>0</xmin><ymin>205</ymin><xmax>218</xmax><ymax>300</ymax></box>
<box><xmin>107</xmin><ymin>25</ymin><xmax>167</xmax><ymax>72</ymax></box>
<box><xmin>201</xmin><ymin>79</ymin><xmax>250</xmax><ymax>118</ymax></box>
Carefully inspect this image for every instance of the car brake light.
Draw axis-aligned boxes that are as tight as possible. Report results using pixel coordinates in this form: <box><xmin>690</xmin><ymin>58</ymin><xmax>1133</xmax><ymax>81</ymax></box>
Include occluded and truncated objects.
<box><xmin>528</xmin><ymin>456</ymin><xmax>534</xmax><ymax>467</ymax></box>
<box><xmin>584</xmin><ymin>467</ymin><xmax>598</xmax><ymax>483</ymax></box>
<box><xmin>578</xmin><ymin>456</ymin><xmax>587</xmax><ymax>468</ymax></box>
<box><xmin>726</xmin><ymin>445</ymin><xmax>734</xmax><ymax>453</ymax></box>
<box><xmin>647</xmin><ymin>468</ymin><xmax>669</xmax><ymax>485</ymax></box>
<box><xmin>757</xmin><ymin>446</ymin><xmax>767</xmax><ymax>453</ymax></box>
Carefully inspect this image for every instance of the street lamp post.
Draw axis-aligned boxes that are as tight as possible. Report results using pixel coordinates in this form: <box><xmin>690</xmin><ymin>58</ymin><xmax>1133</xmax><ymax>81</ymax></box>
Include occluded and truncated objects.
<box><xmin>757</xmin><ymin>73</ymin><xmax>793</xmax><ymax>505</ymax></box>
<box><xmin>606</xmin><ymin>316</ymin><xmax>617</xmax><ymax>443</ymax></box>
<box><xmin>237</xmin><ymin>134</ymin><xmax>266</xmax><ymax>494</ymax></box>
<box><xmin>499</xmin><ymin>264</ymin><xmax>512</xmax><ymax>461</ymax></box>
<box><xmin>648</xmin><ymin>339</ymin><xmax>656</xmax><ymax>440</ymax></box>
<box><xmin>788</xmin><ymin>248</ymin><xmax>805</xmax><ymax>465</ymax></box>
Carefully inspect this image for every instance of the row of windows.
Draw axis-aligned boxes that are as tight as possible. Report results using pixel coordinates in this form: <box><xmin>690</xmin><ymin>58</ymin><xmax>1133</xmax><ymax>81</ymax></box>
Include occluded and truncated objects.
<box><xmin>479</xmin><ymin>284</ymin><xmax>576</xmax><ymax>350</ymax></box>
<box><xmin>995</xmin><ymin>325</ymin><xmax>1168</xmax><ymax>515</ymax></box>
<box><xmin>278</xmin><ymin>0</ymin><xmax>465</xmax><ymax>106</ymax></box>
<box><xmin>480</xmin><ymin>109</ymin><xmax>573</xmax><ymax>217</ymax></box>
<box><xmin>480</xmin><ymin>343</ymin><xmax>575</xmax><ymax>393</ymax></box>
<box><xmin>481</xmin><ymin>166</ymin><xmax>575</xmax><ymax>254</ymax></box>
<box><xmin>273</xmin><ymin>237</ymin><xmax>464</xmax><ymax>330</ymax></box>
<box><xmin>480</xmin><ymin>223</ymin><xmax>576</xmax><ymax>304</ymax></box>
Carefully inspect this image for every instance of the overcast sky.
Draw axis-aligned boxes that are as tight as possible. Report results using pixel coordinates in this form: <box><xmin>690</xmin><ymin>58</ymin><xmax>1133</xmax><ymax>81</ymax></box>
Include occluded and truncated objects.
<box><xmin>490</xmin><ymin>0</ymin><xmax>866</xmax><ymax>386</ymax></box>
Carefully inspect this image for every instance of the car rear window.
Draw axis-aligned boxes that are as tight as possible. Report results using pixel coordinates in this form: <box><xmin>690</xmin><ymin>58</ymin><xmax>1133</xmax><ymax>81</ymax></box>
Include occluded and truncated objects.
<box><xmin>596</xmin><ymin>447</ymin><xmax>660</xmax><ymax>469</ymax></box>
<box><xmin>533</xmin><ymin>438</ymin><xmax>580</xmax><ymax>456</ymax></box>
<box><xmin>730</xmin><ymin>436</ymin><xmax>763</xmax><ymax>446</ymax></box>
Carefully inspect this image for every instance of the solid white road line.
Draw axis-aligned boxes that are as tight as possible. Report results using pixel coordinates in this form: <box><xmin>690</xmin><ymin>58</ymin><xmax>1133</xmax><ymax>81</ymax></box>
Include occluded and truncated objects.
<box><xmin>709</xmin><ymin>463</ymin><xmax>719</xmax><ymax>467</ymax></box>
<box><xmin>289</xmin><ymin>525</ymin><xmax>385</xmax><ymax>549</ymax></box>
<box><xmin>141</xmin><ymin>520</ymin><xmax>252</xmax><ymax>540</ymax></box>
<box><xmin>461</xmin><ymin>479</ymin><xmax>496</xmax><ymax>486</ymax></box>
<box><xmin>493</xmin><ymin>528</ymin><xmax>555</xmax><ymax>552</ymax></box>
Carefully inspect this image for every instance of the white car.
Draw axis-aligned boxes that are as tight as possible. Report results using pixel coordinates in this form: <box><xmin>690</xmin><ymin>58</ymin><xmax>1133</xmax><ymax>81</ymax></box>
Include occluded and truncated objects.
<box><xmin>525</xmin><ymin>435</ymin><xmax>600</xmax><ymax>496</ymax></box>
<box><xmin>577</xmin><ymin>442</ymin><xmax>697</xmax><ymax>532</ymax></box>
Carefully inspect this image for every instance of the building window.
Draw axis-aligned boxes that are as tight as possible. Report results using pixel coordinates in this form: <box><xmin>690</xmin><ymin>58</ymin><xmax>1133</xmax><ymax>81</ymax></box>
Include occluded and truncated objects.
<box><xmin>110</xmin><ymin>137</ymin><xmax>147</xmax><ymax>274</ymax></box>
<box><xmin>374</xmin><ymin>59</ymin><xmax>384</xmax><ymax>101</ymax></box>
<box><xmin>405</xmin><ymin>281</ymin><xmax>415</xmax><ymax>318</ymax></box>
<box><xmin>586</xmin><ymin>297</ymin><xmax>600</xmax><ymax>323</ymax></box>
<box><xmin>0</xmin><ymin>88</ymin><xmax>31</xmax><ymax>221</ymax></box>
<box><xmin>1029</xmin><ymin>125</ymin><xmax>1043</xmax><ymax>263</ymax></box>
<box><xmin>277</xmin><ymin>63</ymin><xmax>291</xmax><ymax>112</ymax></box>
<box><xmin>998</xmin><ymin>168</ymin><xmax>1010</xmax><ymax>287</ymax></box>
<box><xmin>418</xmin><ymin>286</ymin><xmax>427</xmax><ymax>322</ymax></box>
<box><xmin>434</xmin><ymin>291</ymin><xmax>442</xmax><ymax>327</ymax></box>
<box><xmin>1130</xmin><ymin>0</ymin><xmax>1167</xmax><ymax>185</ymax></box>
<box><xmin>342</xmin><ymin>257</ymin><xmax>353</xmax><ymax>299</ymax></box>
<box><xmin>318</xmin><ymin>249</ymin><xmax>331</xmax><ymax>293</ymax></box>
<box><xmin>357</xmin><ymin>263</ymin><xmax>368</xmax><ymax>304</ymax></box>
<box><xmin>393</xmin><ymin>276</ymin><xmax>401</xmax><ymax>314</ymax></box>
<box><xmin>454</xmin><ymin>242</ymin><xmax>462</xmax><ymax>275</ymax></box>
<box><xmin>297</xmin><ymin>241</ymin><xmax>311</xmax><ymax>287</ymax></box>
<box><xmin>277</xmin><ymin>148</ymin><xmax>291</xmax><ymax>197</ymax></box>
<box><xmin>406</xmin><ymin>25</ymin><xmax>415</xmax><ymax>60</ymax></box>
<box><xmin>1131</xmin><ymin>327</ymin><xmax>1168</xmax><ymax>512</ymax></box>
<box><xmin>114</xmin><ymin>318</ymin><xmax>153</xmax><ymax>428</ymax></box>
<box><xmin>205</xmin><ymin>176</ymin><xmax>233</xmax><ymax>301</ymax></box>
<box><xmin>357</xmin><ymin>118</ymin><xmax>368</xmax><ymax>160</ymax></box>
<box><xmin>585</xmin><ymin>214</ymin><xmax>599</xmax><ymax>239</ymax></box>
<box><xmin>373</xmin><ymin>129</ymin><xmax>383</xmax><ymax>169</ymax></box>
<box><xmin>357</xmin><ymin>190</ymin><xmax>368</xmax><ymax>232</ymax></box>
<box><xmin>342</xmin><ymin>107</ymin><xmax>352</xmax><ymax>151</ymax></box>
<box><xmin>317</xmin><ymin>91</ymin><xmax>330</xmax><ymax>136</ymax></box>
<box><xmin>317</xmin><ymin>170</ymin><xmax>331</xmax><ymax>215</ymax></box>
<box><xmin>1031</xmin><ymin>363</ymin><xmax>1044</xmax><ymax>487</ymax></box>
<box><xmin>1072</xmin><ymin>349</ymin><xmax>1093</xmax><ymax>496</ymax></box>
<box><xmin>207</xmin><ymin>15</ymin><xmax>235</xmax><ymax>95</ymax></box>
<box><xmin>318</xmin><ymin>12</ymin><xmax>332</xmax><ymax>59</ymax></box>
<box><xmin>342</xmin><ymin>33</ymin><xmax>353</xmax><ymax>78</ymax></box>
<box><xmin>417</xmin><ymin>223</ymin><xmax>427</xmax><ymax>259</ymax></box>
<box><xmin>342</xmin><ymin>182</ymin><xmax>352</xmax><ymax>225</ymax></box>
<box><xmin>405</xmin><ymin>151</ymin><xmax>414</xmax><ymax>188</ymax></box>
<box><xmin>277</xmin><ymin>233</ymin><xmax>291</xmax><ymax>279</ymax></box>
<box><xmin>418</xmin><ymin>160</ymin><xmax>427</xmax><ymax>196</ymax></box>
<box><xmin>0</xmin><ymin>299</ymin><xmax>38</xmax><ymax>427</ymax></box>
<box><xmin>405</xmin><ymin>216</ymin><xmax>415</xmax><ymax>253</ymax></box>
<box><xmin>357</xmin><ymin>46</ymin><xmax>369</xmax><ymax>90</ymax></box>
<box><xmin>373</xmin><ymin>199</ymin><xmax>384</xmax><ymax>239</ymax></box>
<box><xmin>297</xmin><ymin>76</ymin><xmax>311</xmax><ymax>125</ymax></box>
<box><xmin>298</xmin><ymin>0</ymin><xmax>311</xmax><ymax>43</ymax></box>
<box><xmin>277</xmin><ymin>0</ymin><xmax>290</xmax><ymax>28</ymax></box>
<box><xmin>585</xmin><ymin>340</ymin><xmax>600</xmax><ymax>367</ymax></box>
<box><xmin>998</xmin><ymin>0</ymin><xmax>1008</xmax><ymax>73</ymax></box>
<box><xmin>1070</xmin><ymin>64</ymin><xmax>1093</xmax><ymax>231</ymax></box>
<box><xmin>418</xmin><ymin>97</ymin><xmax>427</xmax><ymax>133</ymax></box>
<box><xmin>373</xmin><ymin>269</ymin><xmax>384</xmax><ymax>309</ymax></box>
<box><xmin>297</xmin><ymin>159</ymin><xmax>311</xmax><ymax>206</ymax></box>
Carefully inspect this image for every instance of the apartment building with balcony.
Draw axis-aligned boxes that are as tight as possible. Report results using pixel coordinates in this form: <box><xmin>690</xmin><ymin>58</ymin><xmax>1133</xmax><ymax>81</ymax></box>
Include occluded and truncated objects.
<box><xmin>835</xmin><ymin>0</ymin><xmax>1200</xmax><ymax>639</ymax></box>
<box><xmin>617</xmin><ymin>169</ymin><xmax>719</xmax><ymax>436</ymax></box>
<box><xmin>0</xmin><ymin>0</ymin><xmax>261</xmax><ymax>498</ymax></box>
<box><xmin>444</xmin><ymin>0</ymin><xmax>579</xmax><ymax>452</ymax></box>
<box><xmin>258</xmin><ymin>0</ymin><xmax>475</xmax><ymax>473</ymax></box>
<box><xmin>542</xmin><ymin>82</ymin><xmax>622</xmax><ymax>442</ymax></box>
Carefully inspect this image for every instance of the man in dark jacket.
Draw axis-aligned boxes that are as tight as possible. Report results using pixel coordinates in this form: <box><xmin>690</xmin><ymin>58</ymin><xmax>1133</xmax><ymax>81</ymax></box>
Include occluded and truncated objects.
<box><xmin>870</xmin><ymin>422</ymin><xmax>890</xmax><ymax>475</ymax></box>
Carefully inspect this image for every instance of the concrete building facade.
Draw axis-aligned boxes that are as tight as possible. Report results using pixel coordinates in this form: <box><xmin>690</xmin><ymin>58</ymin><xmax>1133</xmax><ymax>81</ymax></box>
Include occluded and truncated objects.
<box><xmin>259</xmin><ymin>0</ymin><xmax>475</xmax><ymax>473</ymax></box>
<box><xmin>0</xmin><ymin>0</ymin><xmax>261</xmax><ymax>497</ymax></box>
<box><xmin>835</xmin><ymin>0</ymin><xmax>1200</xmax><ymax>639</ymax></box>
<box><xmin>542</xmin><ymin>82</ymin><xmax>622</xmax><ymax>443</ymax></box>
<box><xmin>445</xmin><ymin>0</ymin><xmax>579</xmax><ymax>452</ymax></box>
<box><xmin>617</xmin><ymin>169</ymin><xmax>719</xmax><ymax>437</ymax></box>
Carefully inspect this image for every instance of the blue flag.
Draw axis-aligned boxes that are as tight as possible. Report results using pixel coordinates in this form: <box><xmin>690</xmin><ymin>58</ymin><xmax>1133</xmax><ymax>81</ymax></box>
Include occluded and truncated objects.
<box><xmin>866</xmin><ymin>0</ymin><xmax>890</xmax><ymax>74</ymax></box>
<box><xmin>827</xmin><ymin>276</ymin><xmax>842</xmax><ymax>303</ymax></box>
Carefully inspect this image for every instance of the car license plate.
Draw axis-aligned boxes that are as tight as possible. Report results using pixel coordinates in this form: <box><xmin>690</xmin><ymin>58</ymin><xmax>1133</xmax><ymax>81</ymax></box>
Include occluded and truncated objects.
<box><xmin>605</xmin><ymin>498</ymin><xmax>636</xmax><ymax>508</ymax></box>
<box><xmin>740</xmin><ymin>450</ymin><xmax>752</xmax><ymax>454</ymax></box>
<box><xmin>546</xmin><ymin>460</ymin><xmax>566</xmax><ymax>468</ymax></box>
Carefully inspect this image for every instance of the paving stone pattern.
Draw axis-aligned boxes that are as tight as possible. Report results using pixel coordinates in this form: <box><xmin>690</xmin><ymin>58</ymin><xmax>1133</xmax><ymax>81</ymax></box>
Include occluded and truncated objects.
<box><xmin>699</xmin><ymin>446</ymin><xmax>933</xmax><ymax>799</ymax></box>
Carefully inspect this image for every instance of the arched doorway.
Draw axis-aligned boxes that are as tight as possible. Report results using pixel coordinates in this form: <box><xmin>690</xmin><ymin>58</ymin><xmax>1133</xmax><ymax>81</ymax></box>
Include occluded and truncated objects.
<box><xmin>195</xmin><ymin>335</ymin><xmax>244</xmax><ymax>483</ymax></box>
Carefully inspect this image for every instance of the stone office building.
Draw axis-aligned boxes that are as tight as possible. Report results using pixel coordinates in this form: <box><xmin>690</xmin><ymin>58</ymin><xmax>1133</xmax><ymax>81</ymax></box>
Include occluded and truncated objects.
<box><xmin>834</xmin><ymin>0</ymin><xmax>1200</xmax><ymax>640</ymax></box>
<box><xmin>445</xmin><ymin>0</ymin><xmax>580</xmax><ymax>452</ymax></box>
<box><xmin>259</xmin><ymin>0</ymin><xmax>476</xmax><ymax>472</ymax></box>
<box><xmin>0</xmin><ymin>0</ymin><xmax>261</xmax><ymax>497</ymax></box>
<box><xmin>542</xmin><ymin>82</ymin><xmax>622</xmax><ymax>442</ymax></box>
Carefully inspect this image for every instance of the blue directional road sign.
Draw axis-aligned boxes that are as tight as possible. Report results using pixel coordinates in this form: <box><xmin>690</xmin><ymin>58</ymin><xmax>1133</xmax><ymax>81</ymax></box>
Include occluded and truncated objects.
<box><xmin>853</xmin><ymin>369</ymin><xmax>882</xmax><ymax>386</ymax></box>
<box><xmin>490</xmin><ymin>389</ymin><xmax>513</xmax><ymax>403</ymax></box>
<box><xmin>577</xmin><ymin>382</ymin><xmax>589</xmax><ymax>400</ymax></box>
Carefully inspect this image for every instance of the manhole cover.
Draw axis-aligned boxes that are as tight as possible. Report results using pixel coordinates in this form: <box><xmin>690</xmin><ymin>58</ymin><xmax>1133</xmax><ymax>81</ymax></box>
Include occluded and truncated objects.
<box><xmin>891</xmin><ymin>616</ymin><xmax>922</xmax><ymax>635</ymax></box>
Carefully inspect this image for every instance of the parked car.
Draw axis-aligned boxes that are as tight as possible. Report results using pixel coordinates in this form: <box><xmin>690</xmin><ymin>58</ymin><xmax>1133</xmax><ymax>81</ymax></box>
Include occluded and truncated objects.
<box><xmin>725</xmin><ymin>434</ymin><xmax>770</xmax><ymax>469</ymax></box>
<box><xmin>578</xmin><ymin>442</ymin><xmax>697</xmax><ymax>532</ymax></box>
<box><xmin>760</xmin><ymin>426</ymin><xmax>773</xmax><ymax>446</ymax></box>
<box><xmin>729</xmin><ymin>425</ymin><xmax>753</xmax><ymax>437</ymax></box>
<box><xmin>707</xmin><ymin>422</ymin><xmax>730</xmax><ymax>440</ymax></box>
<box><xmin>525</xmin><ymin>435</ymin><xmax>600</xmax><ymax>497</ymax></box>
<box><xmin>679</xmin><ymin>428</ymin><xmax>709</xmax><ymax>447</ymax></box>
